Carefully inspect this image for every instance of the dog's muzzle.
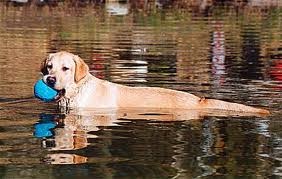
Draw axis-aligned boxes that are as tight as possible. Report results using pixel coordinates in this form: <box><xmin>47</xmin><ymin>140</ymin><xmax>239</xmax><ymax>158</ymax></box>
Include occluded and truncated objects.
<box><xmin>46</xmin><ymin>76</ymin><xmax>56</xmax><ymax>87</ymax></box>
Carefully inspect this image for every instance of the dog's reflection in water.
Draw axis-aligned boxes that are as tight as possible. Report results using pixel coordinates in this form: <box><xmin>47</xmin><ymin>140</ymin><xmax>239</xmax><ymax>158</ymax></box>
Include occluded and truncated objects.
<box><xmin>34</xmin><ymin>111</ymin><xmax>122</xmax><ymax>164</ymax></box>
<box><xmin>34</xmin><ymin>108</ymin><xmax>267</xmax><ymax>164</ymax></box>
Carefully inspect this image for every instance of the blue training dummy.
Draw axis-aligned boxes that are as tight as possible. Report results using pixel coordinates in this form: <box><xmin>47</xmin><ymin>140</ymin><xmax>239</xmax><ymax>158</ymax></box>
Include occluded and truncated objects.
<box><xmin>34</xmin><ymin>79</ymin><xmax>58</xmax><ymax>102</ymax></box>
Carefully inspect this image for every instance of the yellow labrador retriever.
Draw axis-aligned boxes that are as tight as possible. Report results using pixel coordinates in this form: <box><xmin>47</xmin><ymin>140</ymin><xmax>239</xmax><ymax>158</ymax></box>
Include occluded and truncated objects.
<box><xmin>40</xmin><ymin>51</ymin><xmax>269</xmax><ymax>114</ymax></box>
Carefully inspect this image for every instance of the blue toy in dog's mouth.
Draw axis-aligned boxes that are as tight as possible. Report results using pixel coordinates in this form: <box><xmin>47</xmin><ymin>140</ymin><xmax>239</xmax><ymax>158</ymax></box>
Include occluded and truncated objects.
<box><xmin>34</xmin><ymin>79</ymin><xmax>59</xmax><ymax>102</ymax></box>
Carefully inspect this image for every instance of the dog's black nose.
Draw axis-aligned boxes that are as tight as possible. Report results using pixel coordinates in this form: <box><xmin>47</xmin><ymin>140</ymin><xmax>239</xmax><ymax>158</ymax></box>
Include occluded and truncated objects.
<box><xmin>46</xmin><ymin>76</ymin><xmax>56</xmax><ymax>87</ymax></box>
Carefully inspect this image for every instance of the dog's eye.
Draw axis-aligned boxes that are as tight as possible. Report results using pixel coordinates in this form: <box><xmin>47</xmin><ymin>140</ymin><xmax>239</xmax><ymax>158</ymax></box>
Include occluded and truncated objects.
<box><xmin>62</xmin><ymin>67</ymin><xmax>69</xmax><ymax>71</ymax></box>
<box><xmin>47</xmin><ymin>64</ymin><xmax>52</xmax><ymax>69</ymax></box>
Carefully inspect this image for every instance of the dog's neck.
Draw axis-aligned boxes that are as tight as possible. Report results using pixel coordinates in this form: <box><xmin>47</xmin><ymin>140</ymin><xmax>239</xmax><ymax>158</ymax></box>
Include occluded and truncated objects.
<box><xmin>59</xmin><ymin>73</ymin><xmax>94</xmax><ymax>107</ymax></box>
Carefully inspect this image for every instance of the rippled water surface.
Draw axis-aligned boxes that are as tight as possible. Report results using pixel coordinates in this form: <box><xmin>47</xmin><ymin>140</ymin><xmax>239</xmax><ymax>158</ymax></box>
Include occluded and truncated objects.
<box><xmin>0</xmin><ymin>1</ymin><xmax>281</xmax><ymax>178</ymax></box>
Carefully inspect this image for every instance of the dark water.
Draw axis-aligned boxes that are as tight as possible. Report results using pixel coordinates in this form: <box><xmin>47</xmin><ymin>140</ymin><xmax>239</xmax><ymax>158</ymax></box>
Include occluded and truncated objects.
<box><xmin>0</xmin><ymin>1</ymin><xmax>281</xmax><ymax>178</ymax></box>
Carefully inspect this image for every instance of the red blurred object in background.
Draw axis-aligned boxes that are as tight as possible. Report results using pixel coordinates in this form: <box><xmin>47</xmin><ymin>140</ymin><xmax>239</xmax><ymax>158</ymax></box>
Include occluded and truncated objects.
<box><xmin>269</xmin><ymin>55</ymin><xmax>282</xmax><ymax>81</ymax></box>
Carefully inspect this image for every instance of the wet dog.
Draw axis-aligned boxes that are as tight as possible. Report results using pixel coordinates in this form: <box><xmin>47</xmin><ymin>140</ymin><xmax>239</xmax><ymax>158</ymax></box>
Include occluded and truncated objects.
<box><xmin>40</xmin><ymin>51</ymin><xmax>269</xmax><ymax>114</ymax></box>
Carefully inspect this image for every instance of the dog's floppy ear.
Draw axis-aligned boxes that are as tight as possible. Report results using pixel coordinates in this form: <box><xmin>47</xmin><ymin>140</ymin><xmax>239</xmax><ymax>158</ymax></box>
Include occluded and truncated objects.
<box><xmin>73</xmin><ymin>55</ymin><xmax>89</xmax><ymax>83</ymax></box>
<box><xmin>40</xmin><ymin>58</ymin><xmax>47</xmax><ymax>75</ymax></box>
<box><xmin>40</xmin><ymin>54</ymin><xmax>54</xmax><ymax>75</ymax></box>
<box><xmin>40</xmin><ymin>55</ymin><xmax>49</xmax><ymax>75</ymax></box>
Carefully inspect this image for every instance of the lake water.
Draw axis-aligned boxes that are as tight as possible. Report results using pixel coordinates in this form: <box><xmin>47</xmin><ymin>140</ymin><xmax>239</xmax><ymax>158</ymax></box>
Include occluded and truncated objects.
<box><xmin>0</xmin><ymin>1</ymin><xmax>281</xmax><ymax>178</ymax></box>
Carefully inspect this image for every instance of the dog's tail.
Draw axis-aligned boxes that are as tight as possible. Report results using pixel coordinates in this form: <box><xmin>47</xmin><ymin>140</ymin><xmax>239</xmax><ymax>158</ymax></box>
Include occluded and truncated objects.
<box><xmin>199</xmin><ymin>98</ymin><xmax>270</xmax><ymax>115</ymax></box>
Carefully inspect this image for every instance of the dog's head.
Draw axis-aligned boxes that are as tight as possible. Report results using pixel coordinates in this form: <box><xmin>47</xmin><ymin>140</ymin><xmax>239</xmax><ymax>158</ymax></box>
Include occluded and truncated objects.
<box><xmin>40</xmin><ymin>51</ymin><xmax>89</xmax><ymax>98</ymax></box>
